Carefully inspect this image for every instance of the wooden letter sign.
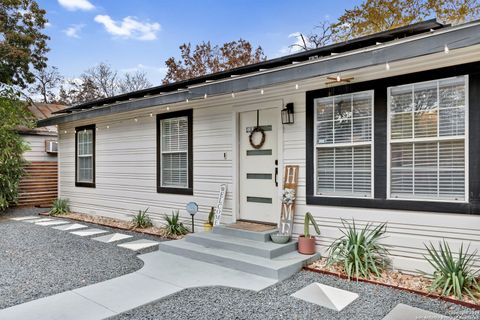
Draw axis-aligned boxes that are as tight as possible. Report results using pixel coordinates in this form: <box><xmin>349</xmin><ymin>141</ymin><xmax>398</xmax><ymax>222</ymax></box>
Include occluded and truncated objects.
<box><xmin>279</xmin><ymin>165</ymin><xmax>299</xmax><ymax>236</ymax></box>
<box><xmin>213</xmin><ymin>184</ymin><xmax>227</xmax><ymax>226</ymax></box>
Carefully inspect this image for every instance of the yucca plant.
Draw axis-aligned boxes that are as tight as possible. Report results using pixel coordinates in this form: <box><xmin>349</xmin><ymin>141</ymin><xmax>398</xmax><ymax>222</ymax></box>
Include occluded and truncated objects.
<box><xmin>327</xmin><ymin>219</ymin><xmax>389</xmax><ymax>280</ymax></box>
<box><xmin>132</xmin><ymin>207</ymin><xmax>153</xmax><ymax>228</ymax></box>
<box><xmin>164</xmin><ymin>210</ymin><xmax>189</xmax><ymax>236</ymax></box>
<box><xmin>424</xmin><ymin>240</ymin><xmax>480</xmax><ymax>300</ymax></box>
<box><xmin>49</xmin><ymin>198</ymin><xmax>70</xmax><ymax>216</ymax></box>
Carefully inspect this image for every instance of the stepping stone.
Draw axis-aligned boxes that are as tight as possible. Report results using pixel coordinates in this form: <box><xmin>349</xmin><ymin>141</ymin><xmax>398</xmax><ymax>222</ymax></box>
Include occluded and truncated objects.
<box><xmin>35</xmin><ymin>220</ymin><xmax>70</xmax><ymax>226</ymax></box>
<box><xmin>118</xmin><ymin>239</ymin><xmax>159</xmax><ymax>251</ymax></box>
<box><xmin>291</xmin><ymin>282</ymin><xmax>359</xmax><ymax>311</ymax></box>
<box><xmin>93</xmin><ymin>233</ymin><xmax>133</xmax><ymax>243</ymax></box>
<box><xmin>382</xmin><ymin>304</ymin><xmax>452</xmax><ymax>320</ymax></box>
<box><xmin>53</xmin><ymin>223</ymin><xmax>88</xmax><ymax>231</ymax></box>
<box><xmin>10</xmin><ymin>216</ymin><xmax>41</xmax><ymax>221</ymax></box>
<box><xmin>70</xmin><ymin>228</ymin><xmax>108</xmax><ymax>237</ymax></box>
<box><xmin>25</xmin><ymin>218</ymin><xmax>53</xmax><ymax>223</ymax></box>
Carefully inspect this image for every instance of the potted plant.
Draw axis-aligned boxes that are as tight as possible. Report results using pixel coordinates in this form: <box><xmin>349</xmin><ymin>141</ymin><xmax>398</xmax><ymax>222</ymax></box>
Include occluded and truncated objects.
<box><xmin>298</xmin><ymin>212</ymin><xmax>320</xmax><ymax>255</ymax></box>
<box><xmin>203</xmin><ymin>207</ymin><xmax>215</xmax><ymax>231</ymax></box>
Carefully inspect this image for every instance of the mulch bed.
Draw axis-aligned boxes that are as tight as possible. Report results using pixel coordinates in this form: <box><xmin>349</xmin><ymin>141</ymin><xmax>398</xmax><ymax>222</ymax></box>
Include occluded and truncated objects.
<box><xmin>306</xmin><ymin>258</ymin><xmax>480</xmax><ymax>310</ymax></box>
<box><xmin>39</xmin><ymin>211</ymin><xmax>184</xmax><ymax>240</ymax></box>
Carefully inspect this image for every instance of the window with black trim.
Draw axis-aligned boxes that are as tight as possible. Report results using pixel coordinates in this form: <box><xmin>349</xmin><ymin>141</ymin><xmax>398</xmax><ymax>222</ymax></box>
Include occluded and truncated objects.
<box><xmin>75</xmin><ymin>125</ymin><xmax>95</xmax><ymax>187</ymax></box>
<box><xmin>387</xmin><ymin>76</ymin><xmax>468</xmax><ymax>202</ymax></box>
<box><xmin>157</xmin><ymin>110</ymin><xmax>193</xmax><ymax>195</ymax></box>
<box><xmin>314</xmin><ymin>91</ymin><xmax>374</xmax><ymax>198</ymax></box>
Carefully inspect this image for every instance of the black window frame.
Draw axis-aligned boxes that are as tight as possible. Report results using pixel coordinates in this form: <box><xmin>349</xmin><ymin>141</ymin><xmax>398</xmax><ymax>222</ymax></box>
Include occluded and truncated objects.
<box><xmin>75</xmin><ymin>124</ymin><xmax>96</xmax><ymax>188</ymax></box>
<box><xmin>306</xmin><ymin>62</ymin><xmax>480</xmax><ymax>214</ymax></box>
<box><xmin>156</xmin><ymin>109</ymin><xmax>193</xmax><ymax>195</ymax></box>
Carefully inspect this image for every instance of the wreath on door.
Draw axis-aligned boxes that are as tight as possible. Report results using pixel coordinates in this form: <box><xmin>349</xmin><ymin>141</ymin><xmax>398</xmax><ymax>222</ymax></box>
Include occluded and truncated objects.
<box><xmin>249</xmin><ymin>109</ymin><xmax>266</xmax><ymax>149</ymax></box>
<box><xmin>249</xmin><ymin>126</ymin><xmax>265</xmax><ymax>149</ymax></box>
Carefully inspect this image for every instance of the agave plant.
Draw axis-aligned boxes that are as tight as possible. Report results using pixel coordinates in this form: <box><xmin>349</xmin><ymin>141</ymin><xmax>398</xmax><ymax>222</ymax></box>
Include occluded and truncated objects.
<box><xmin>327</xmin><ymin>219</ymin><xmax>389</xmax><ymax>280</ymax></box>
<box><xmin>132</xmin><ymin>207</ymin><xmax>153</xmax><ymax>228</ymax></box>
<box><xmin>49</xmin><ymin>198</ymin><xmax>70</xmax><ymax>216</ymax></box>
<box><xmin>164</xmin><ymin>211</ymin><xmax>189</xmax><ymax>236</ymax></box>
<box><xmin>424</xmin><ymin>240</ymin><xmax>480</xmax><ymax>300</ymax></box>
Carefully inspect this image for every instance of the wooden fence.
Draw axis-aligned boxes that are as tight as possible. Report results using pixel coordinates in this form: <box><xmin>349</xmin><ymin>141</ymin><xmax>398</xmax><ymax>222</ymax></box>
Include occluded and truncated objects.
<box><xmin>17</xmin><ymin>161</ymin><xmax>58</xmax><ymax>207</ymax></box>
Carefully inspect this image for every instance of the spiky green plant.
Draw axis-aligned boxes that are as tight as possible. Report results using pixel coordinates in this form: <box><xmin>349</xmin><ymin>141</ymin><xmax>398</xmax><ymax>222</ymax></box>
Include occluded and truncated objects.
<box><xmin>164</xmin><ymin>210</ymin><xmax>189</xmax><ymax>236</ymax></box>
<box><xmin>49</xmin><ymin>198</ymin><xmax>70</xmax><ymax>216</ymax></box>
<box><xmin>424</xmin><ymin>241</ymin><xmax>480</xmax><ymax>300</ymax></box>
<box><xmin>132</xmin><ymin>207</ymin><xmax>153</xmax><ymax>228</ymax></box>
<box><xmin>327</xmin><ymin>219</ymin><xmax>389</xmax><ymax>280</ymax></box>
<box><xmin>207</xmin><ymin>207</ymin><xmax>215</xmax><ymax>226</ymax></box>
<box><xmin>304</xmin><ymin>212</ymin><xmax>320</xmax><ymax>238</ymax></box>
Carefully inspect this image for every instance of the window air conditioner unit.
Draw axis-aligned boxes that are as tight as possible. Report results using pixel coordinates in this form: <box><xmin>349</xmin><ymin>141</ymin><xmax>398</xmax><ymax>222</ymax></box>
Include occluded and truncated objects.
<box><xmin>45</xmin><ymin>140</ymin><xmax>58</xmax><ymax>154</ymax></box>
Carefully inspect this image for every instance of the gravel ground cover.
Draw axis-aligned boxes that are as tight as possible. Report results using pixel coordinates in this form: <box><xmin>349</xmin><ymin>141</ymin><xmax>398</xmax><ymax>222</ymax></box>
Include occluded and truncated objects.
<box><xmin>0</xmin><ymin>207</ymin><xmax>156</xmax><ymax>309</ymax></box>
<box><xmin>111</xmin><ymin>270</ymin><xmax>480</xmax><ymax>320</ymax></box>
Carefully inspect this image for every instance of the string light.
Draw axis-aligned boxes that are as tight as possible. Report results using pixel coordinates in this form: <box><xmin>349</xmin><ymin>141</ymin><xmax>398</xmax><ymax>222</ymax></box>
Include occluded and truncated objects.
<box><xmin>204</xmin><ymin>93</ymin><xmax>208</xmax><ymax>99</ymax></box>
<box><xmin>106</xmin><ymin>125</ymin><xmax>110</xmax><ymax>129</ymax></box>
<box><xmin>166</xmin><ymin>106</ymin><xmax>170</xmax><ymax>111</ymax></box>
<box><xmin>385</xmin><ymin>62</ymin><xmax>390</xmax><ymax>71</ymax></box>
<box><xmin>186</xmin><ymin>98</ymin><xmax>189</xmax><ymax>103</ymax></box>
<box><xmin>444</xmin><ymin>44</ymin><xmax>449</xmax><ymax>54</ymax></box>
<box><xmin>64</xmin><ymin>130</ymin><xmax>67</xmax><ymax>134</ymax></box>
<box><xmin>149</xmin><ymin>113</ymin><xmax>153</xmax><ymax>117</ymax></box>
<box><xmin>260</xmin><ymin>89</ymin><xmax>264</xmax><ymax>95</ymax></box>
<box><xmin>336</xmin><ymin>75</ymin><xmax>341</xmax><ymax>82</ymax></box>
<box><xmin>134</xmin><ymin>118</ymin><xmax>138</xmax><ymax>122</ymax></box>
<box><xmin>231</xmin><ymin>92</ymin><xmax>235</xmax><ymax>98</ymax></box>
<box><xmin>295</xmin><ymin>84</ymin><xmax>299</xmax><ymax>90</ymax></box>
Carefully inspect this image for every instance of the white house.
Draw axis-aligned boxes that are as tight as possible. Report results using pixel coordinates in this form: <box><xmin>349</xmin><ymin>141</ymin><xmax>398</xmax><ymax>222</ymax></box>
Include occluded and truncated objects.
<box><xmin>39</xmin><ymin>19</ymin><xmax>480</xmax><ymax>273</ymax></box>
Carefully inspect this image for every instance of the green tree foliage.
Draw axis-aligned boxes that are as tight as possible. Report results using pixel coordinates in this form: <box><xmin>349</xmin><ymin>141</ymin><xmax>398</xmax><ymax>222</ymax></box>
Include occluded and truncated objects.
<box><xmin>0</xmin><ymin>0</ymin><xmax>49</xmax><ymax>88</ymax></box>
<box><xmin>0</xmin><ymin>88</ymin><xmax>34</xmax><ymax>211</ymax></box>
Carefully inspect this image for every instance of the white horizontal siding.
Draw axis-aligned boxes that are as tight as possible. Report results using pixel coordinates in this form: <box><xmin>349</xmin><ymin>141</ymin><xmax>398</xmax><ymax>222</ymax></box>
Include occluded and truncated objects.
<box><xmin>23</xmin><ymin>135</ymin><xmax>57</xmax><ymax>162</ymax></box>
<box><xmin>57</xmin><ymin>51</ymin><xmax>480</xmax><ymax>273</ymax></box>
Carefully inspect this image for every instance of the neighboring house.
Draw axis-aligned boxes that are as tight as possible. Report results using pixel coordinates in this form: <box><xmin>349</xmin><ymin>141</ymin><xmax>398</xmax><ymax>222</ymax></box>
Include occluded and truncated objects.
<box><xmin>17</xmin><ymin>103</ymin><xmax>65</xmax><ymax>207</ymax></box>
<box><xmin>39</xmin><ymin>19</ymin><xmax>480</xmax><ymax>273</ymax></box>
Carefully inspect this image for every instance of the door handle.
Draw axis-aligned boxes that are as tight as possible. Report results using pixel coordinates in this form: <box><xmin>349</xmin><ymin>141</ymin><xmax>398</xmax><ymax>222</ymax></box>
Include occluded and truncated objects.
<box><xmin>275</xmin><ymin>167</ymin><xmax>278</xmax><ymax>187</ymax></box>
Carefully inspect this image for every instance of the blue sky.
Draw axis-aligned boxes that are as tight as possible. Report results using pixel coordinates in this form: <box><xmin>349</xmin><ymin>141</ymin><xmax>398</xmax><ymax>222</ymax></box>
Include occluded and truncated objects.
<box><xmin>39</xmin><ymin>0</ymin><xmax>361</xmax><ymax>85</ymax></box>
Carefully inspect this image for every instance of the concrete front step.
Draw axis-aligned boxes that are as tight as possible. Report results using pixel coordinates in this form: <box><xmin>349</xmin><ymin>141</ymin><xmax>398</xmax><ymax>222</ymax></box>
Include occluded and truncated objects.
<box><xmin>212</xmin><ymin>225</ymin><xmax>277</xmax><ymax>242</ymax></box>
<box><xmin>185</xmin><ymin>232</ymin><xmax>297</xmax><ymax>259</ymax></box>
<box><xmin>158</xmin><ymin>239</ymin><xmax>319</xmax><ymax>280</ymax></box>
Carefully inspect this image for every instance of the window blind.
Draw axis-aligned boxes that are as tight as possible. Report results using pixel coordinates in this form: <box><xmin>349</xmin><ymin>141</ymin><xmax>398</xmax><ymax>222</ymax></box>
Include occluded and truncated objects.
<box><xmin>315</xmin><ymin>91</ymin><xmax>373</xmax><ymax>197</ymax></box>
<box><xmin>160</xmin><ymin>116</ymin><xmax>189</xmax><ymax>188</ymax></box>
<box><xmin>389</xmin><ymin>76</ymin><xmax>467</xmax><ymax>201</ymax></box>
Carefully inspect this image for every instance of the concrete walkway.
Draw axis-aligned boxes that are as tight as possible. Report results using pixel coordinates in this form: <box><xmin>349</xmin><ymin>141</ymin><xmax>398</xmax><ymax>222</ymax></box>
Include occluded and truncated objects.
<box><xmin>0</xmin><ymin>250</ymin><xmax>277</xmax><ymax>320</ymax></box>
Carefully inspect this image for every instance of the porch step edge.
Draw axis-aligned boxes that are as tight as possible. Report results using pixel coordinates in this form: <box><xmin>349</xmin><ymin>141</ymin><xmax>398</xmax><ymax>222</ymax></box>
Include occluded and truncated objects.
<box><xmin>158</xmin><ymin>239</ymin><xmax>319</xmax><ymax>280</ymax></box>
<box><xmin>212</xmin><ymin>225</ymin><xmax>278</xmax><ymax>242</ymax></box>
<box><xmin>185</xmin><ymin>232</ymin><xmax>297</xmax><ymax>258</ymax></box>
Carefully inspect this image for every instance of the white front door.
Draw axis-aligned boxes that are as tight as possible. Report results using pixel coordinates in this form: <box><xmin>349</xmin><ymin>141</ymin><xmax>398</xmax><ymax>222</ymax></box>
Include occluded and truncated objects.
<box><xmin>239</xmin><ymin>108</ymin><xmax>279</xmax><ymax>223</ymax></box>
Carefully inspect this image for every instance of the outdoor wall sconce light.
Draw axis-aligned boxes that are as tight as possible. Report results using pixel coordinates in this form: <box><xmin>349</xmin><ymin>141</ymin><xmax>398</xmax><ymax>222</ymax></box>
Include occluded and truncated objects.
<box><xmin>282</xmin><ymin>103</ymin><xmax>295</xmax><ymax>124</ymax></box>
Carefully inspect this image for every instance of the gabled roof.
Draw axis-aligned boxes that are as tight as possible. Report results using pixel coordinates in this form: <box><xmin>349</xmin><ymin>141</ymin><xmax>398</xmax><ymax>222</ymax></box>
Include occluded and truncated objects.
<box><xmin>54</xmin><ymin>19</ymin><xmax>444</xmax><ymax>115</ymax></box>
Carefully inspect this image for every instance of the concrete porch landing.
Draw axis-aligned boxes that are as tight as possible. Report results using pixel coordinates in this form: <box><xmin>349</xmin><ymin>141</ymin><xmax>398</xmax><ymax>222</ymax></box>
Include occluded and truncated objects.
<box><xmin>158</xmin><ymin>225</ymin><xmax>319</xmax><ymax>280</ymax></box>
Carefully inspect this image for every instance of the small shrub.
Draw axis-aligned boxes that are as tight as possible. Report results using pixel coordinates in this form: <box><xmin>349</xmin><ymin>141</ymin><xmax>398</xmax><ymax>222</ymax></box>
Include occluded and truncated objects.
<box><xmin>49</xmin><ymin>198</ymin><xmax>70</xmax><ymax>216</ymax></box>
<box><xmin>164</xmin><ymin>210</ymin><xmax>189</xmax><ymax>236</ymax></box>
<box><xmin>327</xmin><ymin>219</ymin><xmax>389</xmax><ymax>280</ymax></box>
<box><xmin>132</xmin><ymin>208</ymin><xmax>153</xmax><ymax>228</ymax></box>
<box><xmin>424</xmin><ymin>240</ymin><xmax>480</xmax><ymax>300</ymax></box>
<box><xmin>207</xmin><ymin>207</ymin><xmax>215</xmax><ymax>226</ymax></box>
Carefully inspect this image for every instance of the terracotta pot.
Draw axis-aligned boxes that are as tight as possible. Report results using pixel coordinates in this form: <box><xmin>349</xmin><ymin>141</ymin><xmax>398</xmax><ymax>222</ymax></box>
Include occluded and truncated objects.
<box><xmin>298</xmin><ymin>235</ymin><xmax>316</xmax><ymax>255</ymax></box>
<box><xmin>203</xmin><ymin>222</ymin><xmax>213</xmax><ymax>232</ymax></box>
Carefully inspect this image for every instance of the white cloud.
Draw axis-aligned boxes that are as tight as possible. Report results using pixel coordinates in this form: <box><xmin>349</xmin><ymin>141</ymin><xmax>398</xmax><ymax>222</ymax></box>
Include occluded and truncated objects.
<box><xmin>63</xmin><ymin>24</ymin><xmax>84</xmax><ymax>38</ymax></box>
<box><xmin>276</xmin><ymin>32</ymin><xmax>309</xmax><ymax>57</ymax></box>
<box><xmin>58</xmin><ymin>0</ymin><xmax>95</xmax><ymax>11</ymax></box>
<box><xmin>94</xmin><ymin>15</ymin><xmax>161</xmax><ymax>41</ymax></box>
